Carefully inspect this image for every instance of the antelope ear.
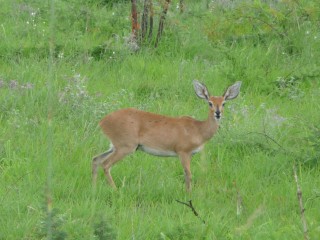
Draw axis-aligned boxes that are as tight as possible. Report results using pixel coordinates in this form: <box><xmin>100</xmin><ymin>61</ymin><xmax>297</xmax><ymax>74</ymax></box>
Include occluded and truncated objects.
<box><xmin>193</xmin><ymin>80</ymin><xmax>210</xmax><ymax>100</ymax></box>
<box><xmin>224</xmin><ymin>81</ymin><xmax>242</xmax><ymax>101</ymax></box>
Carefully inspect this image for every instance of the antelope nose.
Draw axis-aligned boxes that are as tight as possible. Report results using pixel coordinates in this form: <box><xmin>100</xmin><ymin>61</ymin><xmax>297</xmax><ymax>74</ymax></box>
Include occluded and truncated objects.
<box><xmin>215</xmin><ymin>111</ymin><xmax>221</xmax><ymax>119</ymax></box>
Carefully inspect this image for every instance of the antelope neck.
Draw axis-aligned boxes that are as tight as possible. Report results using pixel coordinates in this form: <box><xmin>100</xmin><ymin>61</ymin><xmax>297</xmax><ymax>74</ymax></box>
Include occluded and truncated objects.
<box><xmin>199</xmin><ymin>111</ymin><xmax>219</xmax><ymax>142</ymax></box>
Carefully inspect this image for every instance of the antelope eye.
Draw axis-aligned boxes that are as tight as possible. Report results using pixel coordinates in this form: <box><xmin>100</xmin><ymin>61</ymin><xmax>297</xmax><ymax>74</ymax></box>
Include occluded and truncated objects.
<box><xmin>222</xmin><ymin>102</ymin><xmax>226</xmax><ymax>107</ymax></box>
<box><xmin>208</xmin><ymin>101</ymin><xmax>213</xmax><ymax>107</ymax></box>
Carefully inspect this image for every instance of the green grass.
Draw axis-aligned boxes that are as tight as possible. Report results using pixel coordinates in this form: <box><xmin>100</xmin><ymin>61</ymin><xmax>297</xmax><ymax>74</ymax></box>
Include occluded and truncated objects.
<box><xmin>1</xmin><ymin>0</ymin><xmax>320</xmax><ymax>239</ymax></box>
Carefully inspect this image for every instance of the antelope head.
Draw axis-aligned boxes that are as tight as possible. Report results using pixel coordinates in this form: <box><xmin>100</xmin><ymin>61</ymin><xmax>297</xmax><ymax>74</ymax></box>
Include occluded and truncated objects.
<box><xmin>193</xmin><ymin>80</ymin><xmax>242</xmax><ymax>120</ymax></box>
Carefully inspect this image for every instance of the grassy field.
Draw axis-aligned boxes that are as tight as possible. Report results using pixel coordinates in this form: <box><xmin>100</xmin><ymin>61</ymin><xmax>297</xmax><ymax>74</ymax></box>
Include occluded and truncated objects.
<box><xmin>1</xmin><ymin>0</ymin><xmax>320</xmax><ymax>239</ymax></box>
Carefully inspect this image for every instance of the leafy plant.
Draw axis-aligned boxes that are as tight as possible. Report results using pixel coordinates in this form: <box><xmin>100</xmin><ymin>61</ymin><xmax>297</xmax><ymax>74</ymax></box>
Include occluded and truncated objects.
<box><xmin>93</xmin><ymin>214</ymin><xmax>117</xmax><ymax>240</ymax></box>
<box><xmin>37</xmin><ymin>197</ymin><xmax>67</xmax><ymax>240</ymax></box>
<box><xmin>274</xmin><ymin>76</ymin><xmax>304</xmax><ymax>99</ymax></box>
<box><xmin>303</xmin><ymin>125</ymin><xmax>320</xmax><ymax>168</ymax></box>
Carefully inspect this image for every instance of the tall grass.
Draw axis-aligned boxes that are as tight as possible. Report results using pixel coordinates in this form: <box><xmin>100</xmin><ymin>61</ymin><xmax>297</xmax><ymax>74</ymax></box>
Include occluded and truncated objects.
<box><xmin>0</xmin><ymin>0</ymin><xmax>319</xmax><ymax>239</ymax></box>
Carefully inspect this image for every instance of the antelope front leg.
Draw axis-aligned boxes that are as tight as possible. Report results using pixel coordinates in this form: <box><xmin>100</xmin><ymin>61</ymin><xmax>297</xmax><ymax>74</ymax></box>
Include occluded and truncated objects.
<box><xmin>179</xmin><ymin>153</ymin><xmax>192</xmax><ymax>192</ymax></box>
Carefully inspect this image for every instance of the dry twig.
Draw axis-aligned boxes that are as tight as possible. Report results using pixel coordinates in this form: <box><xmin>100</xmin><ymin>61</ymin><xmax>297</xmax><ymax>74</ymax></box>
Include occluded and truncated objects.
<box><xmin>176</xmin><ymin>200</ymin><xmax>205</xmax><ymax>224</ymax></box>
<box><xmin>233</xmin><ymin>181</ymin><xmax>245</xmax><ymax>216</ymax></box>
<box><xmin>235</xmin><ymin>204</ymin><xmax>265</xmax><ymax>234</ymax></box>
<box><xmin>293</xmin><ymin>164</ymin><xmax>310</xmax><ymax>240</ymax></box>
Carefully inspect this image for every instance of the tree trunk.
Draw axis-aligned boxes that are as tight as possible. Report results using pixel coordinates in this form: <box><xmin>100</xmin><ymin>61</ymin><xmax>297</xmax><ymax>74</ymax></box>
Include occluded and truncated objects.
<box><xmin>155</xmin><ymin>0</ymin><xmax>171</xmax><ymax>48</ymax></box>
<box><xmin>141</xmin><ymin>0</ymin><xmax>149</xmax><ymax>41</ymax></box>
<box><xmin>148</xmin><ymin>0</ymin><xmax>154</xmax><ymax>41</ymax></box>
<box><xmin>131</xmin><ymin>0</ymin><xmax>139</xmax><ymax>40</ymax></box>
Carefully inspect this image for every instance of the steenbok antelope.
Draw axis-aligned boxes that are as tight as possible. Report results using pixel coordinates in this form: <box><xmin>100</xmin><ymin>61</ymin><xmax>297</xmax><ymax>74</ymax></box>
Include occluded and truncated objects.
<box><xmin>92</xmin><ymin>80</ymin><xmax>241</xmax><ymax>191</ymax></box>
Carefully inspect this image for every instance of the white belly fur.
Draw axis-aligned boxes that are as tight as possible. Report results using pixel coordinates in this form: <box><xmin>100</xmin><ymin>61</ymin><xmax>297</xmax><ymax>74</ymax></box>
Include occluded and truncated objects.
<box><xmin>191</xmin><ymin>145</ymin><xmax>203</xmax><ymax>155</ymax></box>
<box><xmin>138</xmin><ymin>145</ymin><xmax>177</xmax><ymax>157</ymax></box>
<box><xmin>138</xmin><ymin>145</ymin><xmax>203</xmax><ymax>157</ymax></box>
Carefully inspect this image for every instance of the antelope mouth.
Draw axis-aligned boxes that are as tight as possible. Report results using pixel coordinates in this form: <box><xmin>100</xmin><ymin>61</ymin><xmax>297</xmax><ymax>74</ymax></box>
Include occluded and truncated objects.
<box><xmin>214</xmin><ymin>113</ymin><xmax>221</xmax><ymax>120</ymax></box>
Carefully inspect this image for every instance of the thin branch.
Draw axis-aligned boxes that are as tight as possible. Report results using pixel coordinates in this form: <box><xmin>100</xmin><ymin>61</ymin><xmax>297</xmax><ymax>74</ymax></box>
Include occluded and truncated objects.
<box><xmin>293</xmin><ymin>164</ymin><xmax>310</xmax><ymax>240</ymax></box>
<box><xmin>241</xmin><ymin>15</ymin><xmax>287</xmax><ymax>38</ymax></box>
<box><xmin>242</xmin><ymin>123</ymin><xmax>309</xmax><ymax>240</ymax></box>
<box><xmin>244</xmin><ymin>131</ymin><xmax>284</xmax><ymax>150</ymax></box>
<box><xmin>176</xmin><ymin>200</ymin><xmax>205</xmax><ymax>224</ymax></box>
